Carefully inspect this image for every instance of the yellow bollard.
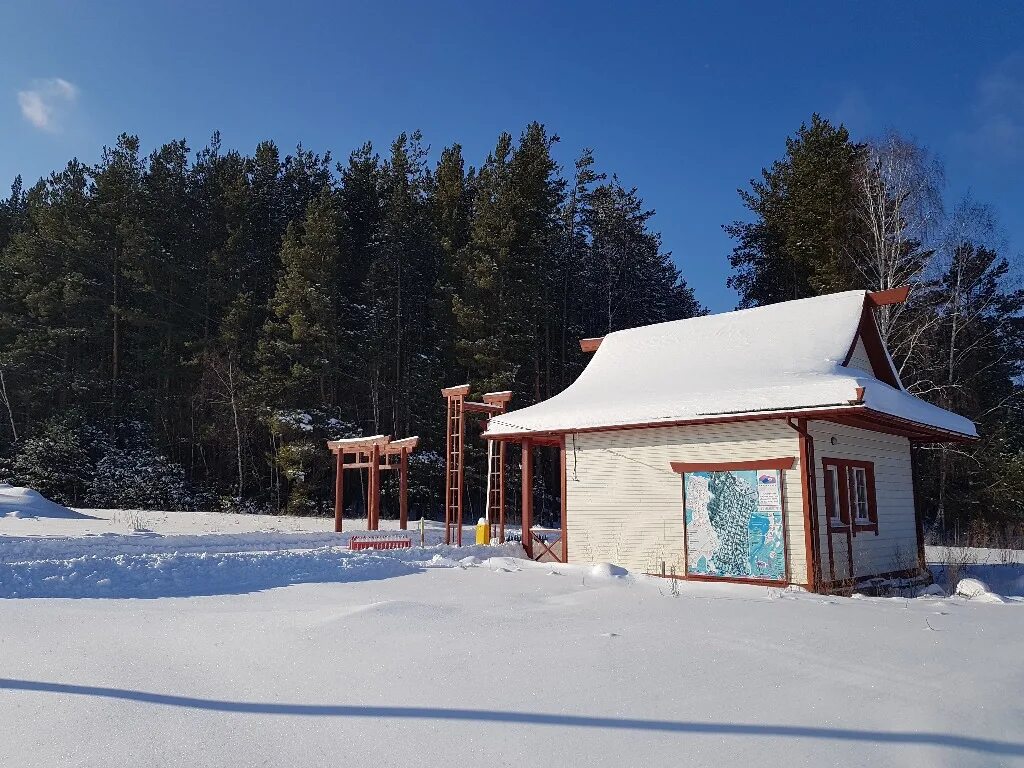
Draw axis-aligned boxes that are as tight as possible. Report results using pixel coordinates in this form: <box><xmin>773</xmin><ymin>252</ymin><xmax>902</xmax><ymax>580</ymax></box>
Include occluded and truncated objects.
<box><xmin>475</xmin><ymin>517</ymin><xmax>489</xmax><ymax>546</ymax></box>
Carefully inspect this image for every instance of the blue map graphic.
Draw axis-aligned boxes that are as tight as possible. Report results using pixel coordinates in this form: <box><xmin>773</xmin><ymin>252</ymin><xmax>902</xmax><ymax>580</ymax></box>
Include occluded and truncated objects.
<box><xmin>684</xmin><ymin>469</ymin><xmax>786</xmax><ymax>581</ymax></box>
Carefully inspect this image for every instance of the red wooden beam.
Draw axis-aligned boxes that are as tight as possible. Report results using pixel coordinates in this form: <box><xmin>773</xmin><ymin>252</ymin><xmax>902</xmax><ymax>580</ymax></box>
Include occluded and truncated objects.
<box><xmin>482</xmin><ymin>391</ymin><xmax>513</xmax><ymax>405</ymax></box>
<box><xmin>867</xmin><ymin>285</ymin><xmax>910</xmax><ymax>307</ymax></box>
<box><xmin>399</xmin><ymin>446</ymin><xmax>409</xmax><ymax>531</ymax></box>
<box><xmin>670</xmin><ymin>457</ymin><xmax>796</xmax><ymax>474</ymax></box>
<box><xmin>334</xmin><ymin>450</ymin><xmax>344</xmax><ymax>533</ymax></box>
<box><xmin>579</xmin><ymin>337</ymin><xmax>603</xmax><ymax>353</ymax></box>
<box><xmin>463</xmin><ymin>402</ymin><xmax>505</xmax><ymax>415</ymax></box>
<box><xmin>441</xmin><ymin>384</ymin><xmax>471</xmax><ymax>398</ymax></box>
<box><xmin>560</xmin><ymin>436</ymin><xmax>568</xmax><ymax>563</ymax></box>
<box><xmin>521</xmin><ymin>439</ymin><xmax>533</xmax><ymax>559</ymax></box>
<box><xmin>369</xmin><ymin>442</ymin><xmax>381</xmax><ymax>531</ymax></box>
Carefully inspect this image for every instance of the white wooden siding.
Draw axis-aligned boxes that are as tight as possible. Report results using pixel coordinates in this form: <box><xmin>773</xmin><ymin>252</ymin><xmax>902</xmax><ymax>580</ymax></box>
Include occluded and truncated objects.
<box><xmin>845</xmin><ymin>335</ymin><xmax>873</xmax><ymax>375</ymax></box>
<box><xmin>808</xmin><ymin>421</ymin><xmax>918</xmax><ymax>579</ymax></box>
<box><xmin>565</xmin><ymin>421</ymin><xmax>807</xmax><ymax>584</ymax></box>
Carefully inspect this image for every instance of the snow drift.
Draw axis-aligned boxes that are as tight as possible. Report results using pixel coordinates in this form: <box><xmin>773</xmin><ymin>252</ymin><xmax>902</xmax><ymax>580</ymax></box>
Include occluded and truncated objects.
<box><xmin>0</xmin><ymin>483</ymin><xmax>92</xmax><ymax>520</ymax></box>
<box><xmin>0</xmin><ymin>532</ymin><xmax>523</xmax><ymax>599</ymax></box>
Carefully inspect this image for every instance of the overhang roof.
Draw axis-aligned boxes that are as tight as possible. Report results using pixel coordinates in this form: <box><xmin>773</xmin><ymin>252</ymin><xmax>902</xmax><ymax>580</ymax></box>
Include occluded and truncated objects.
<box><xmin>484</xmin><ymin>290</ymin><xmax>977</xmax><ymax>442</ymax></box>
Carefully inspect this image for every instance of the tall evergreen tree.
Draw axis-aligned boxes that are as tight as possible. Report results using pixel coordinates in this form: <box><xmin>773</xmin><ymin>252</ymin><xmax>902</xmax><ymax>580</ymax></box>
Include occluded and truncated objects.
<box><xmin>89</xmin><ymin>134</ymin><xmax>151</xmax><ymax>416</ymax></box>
<box><xmin>726</xmin><ymin>114</ymin><xmax>865</xmax><ymax>307</ymax></box>
<box><xmin>0</xmin><ymin>123</ymin><xmax>709</xmax><ymax>518</ymax></box>
<box><xmin>583</xmin><ymin>176</ymin><xmax>702</xmax><ymax>336</ymax></box>
<box><xmin>258</xmin><ymin>189</ymin><xmax>341</xmax><ymax>406</ymax></box>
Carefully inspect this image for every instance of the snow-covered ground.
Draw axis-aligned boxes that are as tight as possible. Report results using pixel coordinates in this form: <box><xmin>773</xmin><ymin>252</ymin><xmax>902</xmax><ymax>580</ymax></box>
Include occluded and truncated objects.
<box><xmin>2</xmin><ymin>510</ymin><xmax>1024</xmax><ymax>767</ymax></box>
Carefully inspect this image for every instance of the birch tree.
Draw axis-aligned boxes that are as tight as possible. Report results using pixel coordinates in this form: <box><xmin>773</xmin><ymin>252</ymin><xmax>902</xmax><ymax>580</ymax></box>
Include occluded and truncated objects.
<box><xmin>847</xmin><ymin>132</ymin><xmax>945</xmax><ymax>367</ymax></box>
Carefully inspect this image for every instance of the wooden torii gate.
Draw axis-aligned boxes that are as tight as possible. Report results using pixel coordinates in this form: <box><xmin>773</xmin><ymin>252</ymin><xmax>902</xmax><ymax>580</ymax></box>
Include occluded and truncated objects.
<box><xmin>441</xmin><ymin>385</ymin><xmax>512</xmax><ymax>546</ymax></box>
<box><xmin>328</xmin><ymin>435</ymin><xmax>419</xmax><ymax>533</ymax></box>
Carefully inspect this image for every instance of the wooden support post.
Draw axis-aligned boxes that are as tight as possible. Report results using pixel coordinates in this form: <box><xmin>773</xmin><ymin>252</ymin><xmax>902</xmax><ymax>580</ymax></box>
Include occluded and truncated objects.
<box><xmin>560</xmin><ymin>436</ymin><xmax>568</xmax><ymax>563</ymax></box>
<box><xmin>399</xmin><ymin>446</ymin><xmax>409</xmax><ymax>531</ymax></box>
<box><xmin>498</xmin><ymin>440</ymin><xmax>506</xmax><ymax>543</ymax></box>
<box><xmin>443</xmin><ymin>396</ymin><xmax>452</xmax><ymax>543</ymax></box>
<box><xmin>521</xmin><ymin>439</ymin><xmax>533</xmax><ymax>559</ymax></box>
<box><xmin>369</xmin><ymin>443</ymin><xmax>381</xmax><ymax>531</ymax></box>
<box><xmin>455</xmin><ymin>402</ymin><xmax>465</xmax><ymax>546</ymax></box>
<box><xmin>334</xmin><ymin>450</ymin><xmax>344</xmax><ymax>533</ymax></box>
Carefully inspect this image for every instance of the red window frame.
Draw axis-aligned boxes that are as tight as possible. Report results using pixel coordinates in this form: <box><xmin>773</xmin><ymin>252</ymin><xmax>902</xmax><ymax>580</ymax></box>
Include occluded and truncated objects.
<box><xmin>820</xmin><ymin>457</ymin><xmax>878</xmax><ymax>536</ymax></box>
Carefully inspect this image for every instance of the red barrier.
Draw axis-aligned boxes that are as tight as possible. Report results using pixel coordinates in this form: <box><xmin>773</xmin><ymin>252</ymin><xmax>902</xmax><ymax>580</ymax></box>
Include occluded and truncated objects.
<box><xmin>349</xmin><ymin>536</ymin><xmax>412</xmax><ymax>551</ymax></box>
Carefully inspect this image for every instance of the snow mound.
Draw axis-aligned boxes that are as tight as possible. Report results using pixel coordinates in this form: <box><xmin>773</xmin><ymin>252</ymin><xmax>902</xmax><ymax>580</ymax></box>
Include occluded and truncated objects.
<box><xmin>589</xmin><ymin>562</ymin><xmax>630</xmax><ymax>579</ymax></box>
<box><xmin>0</xmin><ymin>540</ymin><xmax>522</xmax><ymax>599</ymax></box>
<box><xmin>955</xmin><ymin>578</ymin><xmax>1006</xmax><ymax>603</ymax></box>
<box><xmin>0</xmin><ymin>484</ymin><xmax>92</xmax><ymax>519</ymax></box>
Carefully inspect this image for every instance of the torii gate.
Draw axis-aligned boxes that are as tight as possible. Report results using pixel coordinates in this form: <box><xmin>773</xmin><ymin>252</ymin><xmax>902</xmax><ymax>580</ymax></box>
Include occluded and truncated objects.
<box><xmin>441</xmin><ymin>385</ymin><xmax>512</xmax><ymax>546</ymax></box>
<box><xmin>327</xmin><ymin>435</ymin><xmax>419</xmax><ymax>533</ymax></box>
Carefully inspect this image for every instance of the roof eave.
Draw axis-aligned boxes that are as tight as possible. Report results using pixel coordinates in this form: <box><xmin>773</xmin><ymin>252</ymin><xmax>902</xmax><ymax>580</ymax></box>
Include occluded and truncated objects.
<box><xmin>484</xmin><ymin>404</ymin><xmax>976</xmax><ymax>444</ymax></box>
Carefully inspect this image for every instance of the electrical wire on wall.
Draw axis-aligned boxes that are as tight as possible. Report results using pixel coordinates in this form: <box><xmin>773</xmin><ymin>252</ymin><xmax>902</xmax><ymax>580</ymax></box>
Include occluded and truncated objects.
<box><xmin>485</xmin><ymin>415</ymin><xmax>675</xmax><ymax>477</ymax></box>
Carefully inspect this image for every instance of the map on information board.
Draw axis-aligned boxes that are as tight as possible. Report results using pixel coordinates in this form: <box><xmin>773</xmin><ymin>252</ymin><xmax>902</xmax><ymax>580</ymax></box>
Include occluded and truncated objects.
<box><xmin>684</xmin><ymin>469</ymin><xmax>786</xmax><ymax>581</ymax></box>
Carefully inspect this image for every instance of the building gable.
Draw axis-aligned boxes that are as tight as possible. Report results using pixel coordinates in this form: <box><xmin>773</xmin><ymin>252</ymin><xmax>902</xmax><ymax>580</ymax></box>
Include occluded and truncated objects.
<box><xmin>842</xmin><ymin>305</ymin><xmax>903</xmax><ymax>389</ymax></box>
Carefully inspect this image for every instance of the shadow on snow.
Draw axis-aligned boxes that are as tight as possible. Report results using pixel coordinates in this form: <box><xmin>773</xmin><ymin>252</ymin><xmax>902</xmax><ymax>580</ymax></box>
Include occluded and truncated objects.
<box><xmin>2</xmin><ymin>678</ymin><xmax>1022</xmax><ymax>758</ymax></box>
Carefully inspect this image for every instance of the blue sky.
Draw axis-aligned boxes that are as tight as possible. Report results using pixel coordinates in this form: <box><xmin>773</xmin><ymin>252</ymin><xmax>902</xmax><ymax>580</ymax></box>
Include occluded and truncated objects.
<box><xmin>2</xmin><ymin>1</ymin><xmax>1022</xmax><ymax>312</ymax></box>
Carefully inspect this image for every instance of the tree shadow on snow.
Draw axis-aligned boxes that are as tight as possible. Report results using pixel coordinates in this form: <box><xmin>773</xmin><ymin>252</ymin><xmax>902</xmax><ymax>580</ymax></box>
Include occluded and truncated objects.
<box><xmin>2</xmin><ymin>678</ymin><xmax>1022</xmax><ymax>758</ymax></box>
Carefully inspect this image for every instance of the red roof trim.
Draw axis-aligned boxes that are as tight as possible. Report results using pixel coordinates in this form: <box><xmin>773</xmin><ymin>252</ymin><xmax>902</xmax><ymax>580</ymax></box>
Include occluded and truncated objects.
<box><xmin>484</xmin><ymin>405</ymin><xmax>975</xmax><ymax>444</ymax></box>
<box><xmin>867</xmin><ymin>286</ymin><xmax>910</xmax><ymax>307</ymax></box>
<box><xmin>670</xmin><ymin>457</ymin><xmax>796</xmax><ymax>474</ymax></box>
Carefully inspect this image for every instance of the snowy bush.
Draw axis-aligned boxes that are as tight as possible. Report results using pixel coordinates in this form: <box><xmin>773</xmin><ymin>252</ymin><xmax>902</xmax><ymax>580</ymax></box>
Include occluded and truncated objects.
<box><xmin>1</xmin><ymin>415</ymin><xmax>207</xmax><ymax>511</ymax></box>
<box><xmin>268</xmin><ymin>409</ymin><xmax>359</xmax><ymax>516</ymax></box>
<box><xmin>87</xmin><ymin>447</ymin><xmax>190</xmax><ymax>510</ymax></box>
<box><xmin>2</xmin><ymin>415</ymin><xmax>94</xmax><ymax>505</ymax></box>
<box><xmin>84</xmin><ymin>421</ymin><xmax>208</xmax><ymax>511</ymax></box>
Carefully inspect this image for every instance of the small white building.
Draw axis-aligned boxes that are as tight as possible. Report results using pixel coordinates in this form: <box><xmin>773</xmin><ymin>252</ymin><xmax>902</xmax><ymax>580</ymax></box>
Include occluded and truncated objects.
<box><xmin>485</xmin><ymin>289</ymin><xmax>975</xmax><ymax>591</ymax></box>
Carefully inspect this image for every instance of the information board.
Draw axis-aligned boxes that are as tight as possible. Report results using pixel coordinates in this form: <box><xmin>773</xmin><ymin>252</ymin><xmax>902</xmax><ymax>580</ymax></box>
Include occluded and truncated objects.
<box><xmin>684</xmin><ymin>468</ymin><xmax>786</xmax><ymax>581</ymax></box>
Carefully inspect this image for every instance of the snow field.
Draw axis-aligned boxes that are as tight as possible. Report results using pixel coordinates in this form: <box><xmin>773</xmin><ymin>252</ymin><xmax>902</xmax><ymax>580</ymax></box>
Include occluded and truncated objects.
<box><xmin>1</xmin><ymin>510</ymin><xmax>1023</xmax><ymax>767</ymax></box>
<box><xmin>0</xmin><ymin>510</ymin><xmax>517</xmax><ymax>598</ymax></box>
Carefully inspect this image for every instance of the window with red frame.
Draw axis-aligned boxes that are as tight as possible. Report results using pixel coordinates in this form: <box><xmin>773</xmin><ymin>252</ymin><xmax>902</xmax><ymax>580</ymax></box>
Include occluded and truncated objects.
<box><xmin>821</xmin><ymin>458</ymin><xmax>878</xmax><ymax>535</ymax></box>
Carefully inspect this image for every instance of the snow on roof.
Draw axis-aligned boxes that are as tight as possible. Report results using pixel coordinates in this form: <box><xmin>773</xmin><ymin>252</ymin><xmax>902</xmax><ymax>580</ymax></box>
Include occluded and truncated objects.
<box><xmin>485</xmin><ymin>290</ymin><xmax>977</xmax><ymax>439</ymax></box>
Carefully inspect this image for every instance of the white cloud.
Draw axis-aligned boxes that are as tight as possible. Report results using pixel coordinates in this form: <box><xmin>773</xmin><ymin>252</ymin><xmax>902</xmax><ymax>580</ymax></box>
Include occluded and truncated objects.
<box><xmin>16</xmin><ymin>77</ymin><xmax>79</xmax><ymax>132</ymax></box>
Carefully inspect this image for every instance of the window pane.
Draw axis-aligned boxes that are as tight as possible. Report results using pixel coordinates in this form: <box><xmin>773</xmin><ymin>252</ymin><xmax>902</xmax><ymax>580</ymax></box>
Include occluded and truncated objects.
<box><xmin>827</xmin><ymin>467</ymin><xmax>842</xmax><ymax>522</ymax></box>
<box><xmin>853</xmin><ymin>468</ymin><xmax>869</xmax><ymax>521</ymax></box>
<box><xmin>848</xmin><ymin>467</ymin><xmax>857</xmax><ymax>521</ymax></box>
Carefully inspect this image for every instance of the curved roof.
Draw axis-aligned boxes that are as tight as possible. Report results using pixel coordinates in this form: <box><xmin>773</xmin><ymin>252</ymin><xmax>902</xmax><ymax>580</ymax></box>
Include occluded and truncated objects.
<box><xmin>484</xmin><ymin>291</ymin><xmax>976</xmax><ymax>440</ymax></box>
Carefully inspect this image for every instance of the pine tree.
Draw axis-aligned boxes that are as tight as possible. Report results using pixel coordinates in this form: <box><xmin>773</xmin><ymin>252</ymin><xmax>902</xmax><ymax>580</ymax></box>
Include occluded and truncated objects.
<box><xmin>433</xmin><ymin>143</ymin><xmax>474</xmax><ymax>382</ymax></box>
<box><xmin>90</xmin><ymin>134</ymin><xmax>152</xmax><ymax>416</ymax></box>
<box><xmin>0</xmin><ymin>162</ymin><xmax>105</xmax><ymax>431</ymax></box>
<box><xmin>0</xmin><ymin>123</ymin><xmax>712</xmax><ymax>517</ymax></box>
<box><xmin>455</xmin><ymin>124</ymin><xmax>567</xmax><ymax>401</ymax></box>
<box><xmin>583</xmin><ymin>176</ymin><xmax>702</xmax><ymax>336</ymax></box>
<box><xmin>258</xmin><ymin>188</ymin><xmax>341</xmax><ymax>406</ymax></box>
<box><xmin>726</xmin><ymin>114</ymin><xmax>865</xmax><ymax>307</ymax></box>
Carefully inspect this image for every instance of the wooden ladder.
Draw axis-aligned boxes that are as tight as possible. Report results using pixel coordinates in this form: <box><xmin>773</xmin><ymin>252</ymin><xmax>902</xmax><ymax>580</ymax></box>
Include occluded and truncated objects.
<box><xmin>486</xmin><ymin>439</ymin><xmax>505</xmax><ymax>543</ymax></box>
<box><xmin>444</xmin><ymin>391</ymin><xmax>466</xmax><ymax>545</ymax></box>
